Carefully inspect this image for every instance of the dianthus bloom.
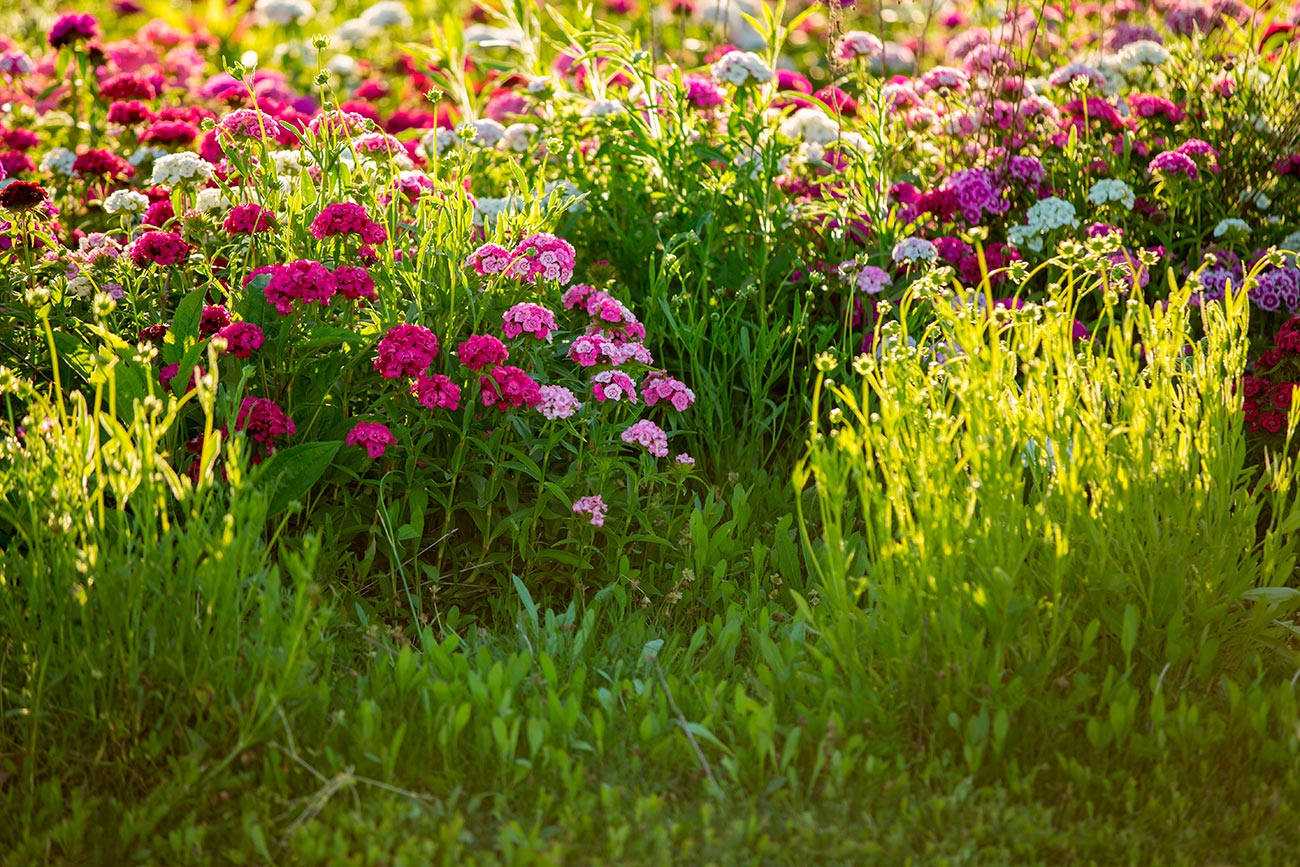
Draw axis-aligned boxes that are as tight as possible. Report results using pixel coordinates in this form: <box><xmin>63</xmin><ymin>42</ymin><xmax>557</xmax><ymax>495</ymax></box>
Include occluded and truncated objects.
<box><xmin>1148</xmin><ymin>150</ymin><xmax>1199</xmax><ymax>180</ymax></box>
<box><xmin>892</xmin><ymin>236</ymin><xmax>938</xmax><ymax>264</ymax></box>
<box><xmin>223</xmin><ymin>203</ymin><xmax>276</xmax><ymax>234</ymax></box>
<box><xmin>309</xmin><ymin>202</ymin><xmax>388</xmax><ymax>244</ymax></box>
<box><xmin>346</xmin><ymin>421</ymin><xmax>396</xmax><ymax>458</ymax></box>
<box><xmin>374</xmin><ymin>323</ymin><xmax>440</xmax><ymax>378</ymax></box>
<box><xmin>217</xmin><ymin>108</ymin><xmax>284</xmax><ymax>141</ymax></box>
<box><xmin>262</xmin><ymin>260</ymin><xmax>337</xmax><ymax>314</ymax></box>
<box><xmin>641</xmin><ymin>370</ymin><xmax>695</xmax><ymax>411</ymax></box>
<box><xmin>621</xmin><ymin>419</ymin><xmax>669</xmax><ymax>457</ymax></box>
<box><xmin>479</xmin><ymin>365</ymin><xmax>542</xmax><ymax>410</ymax></box>
<box><xmin>568</xmin><ymin>333</ymin><xmax>618</xmax><ymax>366</ymax></box>
<box><xmin>572</xmin><ymin>494</ymin><xmax>608</xmax><ymax>527</ymax></box>
<box><xmin>129</xmin><ymin>231</ymin><xmax>190</xmax><ymax>267</ymax></box>
<box><xmin>711</xmin><ymin>50</ymin><xmax>773</xmax><ymax>86</ymax></box>
<box><xmin>332</xmin><ymin>265</ymin><xmax>376</xmax><ymax>301</ymax></box>
<box><xmin>466</xmin><ymin>243</ymin><xmax>513</xmax><ymax>276</ymax></box>
<box><xmin>537</xmin><ymin>385</ymin><xmax>582</xmax><ymax>420</ymax></box>
<box><xmin>834</xmin><ymin>31</ymin><xmax>883</xmax><ymax>61</ymax></box>
<box><xmin>411</xmin><ymin>373</ymin><xmax>462</xmax><ymax>410</ymax></box>
<box><xmin>675</xmin><ymin>452</ymin><xmax>695</xmax><ymax>465</ymax></box>
<box><xmin>72</xmin><ymin>149</ymin><xmax>134</xmax><ymax>181</ymax></box>
<box><xmin>683</xmin><ymin>74</ymin><xmax>725</xmax><ymax>109</ymax></box>
<box><xmin>234</xmin><ymin>396</ymin><xmax>295</xmax><ymax>460</ymax></box>
<box><xmin>502</xmin><ymin>303</ymin><xmax>558</xmax><ymax>341</ymax></box>
<box><xmin>507</xmin><ymin>233</ymin><xmax>576</xmax><ymax>284</ymax></box>
<box><xmin>590</xmin><ymin>369</ymin><xmax>638</xmax><ymax>403</ymax></box>
<box><xmin>921</xmin><ymin>66</ymin><xmax>969</xmax><ymax>93</ymax></box>
<box><xmin>0</xmin><ymin>180</ymin><xmax>47</xmax><ymax>213</ymax></box>
<box><xmin>200</xmin><ymin>305</ymin><xmax>231</xmax><ymax>338</ymax></box>
<box><xmin>457</xmin><ymin>334</ymin><xmax>509</xmax><ymax>371</ymax></box>
<box><xmin>215</xmin><ymin>321</ymin><xmax>265</xmax><ymax>358</ymax></box>
<box><xmin>48</xmin><ymin>13</ymin><xmax>99</xmax><ymax>48</ymax></box>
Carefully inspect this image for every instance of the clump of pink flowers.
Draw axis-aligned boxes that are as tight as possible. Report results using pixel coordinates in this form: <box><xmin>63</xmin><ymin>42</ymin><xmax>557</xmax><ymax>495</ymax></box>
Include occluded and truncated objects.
<box><xmin>412</xmin><ymin>374</ymin><xmax>462</xmax><ymax>410</ymax></box>
<box><xmin>234</xmin><ymin>397</ymin><xmax>295</xmax><ymax>462</ymax></box>
<box><xmin>621</xmin><ymin>419</ymin><xmax>669</xmax><ymax>457</ymax></box>
<box><xmin>129</xmin><ymin>231</ymin><xmax>189</xmax><ymax>267</ymax></box>
<box><xmin>261</xmin><ymin>260</ymin><xmax>337</xmax><ymax>314</ymax></box>
<box><xmin>216</xmin><ymin>322</ymin><xmax>265</xmax><ymax>358</ymax></box>
<box><xmin>641</xmin><ymin>371</ymin><xmax>695</xmax><ymax>412</ymax></box>
<box><xmin>347</xmin><ymin>421</ymin><xmax>396</xmax><ymax>458</ymax></box>
<box><xmin>466</xmin><ymin>233</ymin><xmax>576</xmax><ymax>284</ymax></box>
<box><xmin>374</xmin><ymin>324</ymin><xmax>441</xmax><ymax>379</ymax></box>
<box><xmin>310</xmin><ymin>203</ymin><xmax>388</xmax><ymax>245</ymax></box>
<box><xmin>591</xmin><ymin>370</ymin><xmax>638</xmax><ymax>403</ymax></box>
<box><xmin>457</xmin><ymin>334</ymin><xmax>509</xmax><ymax>371</ymax></box>
<box><xmin>572</xmin><ymin>494</ymin><xmax>608</xmax><ymax>527</ymax></box>
<box><xmin>537</xmin><ymin>385</ymin><xmax>582</xmax><ymax>420</ymax></box>
<box><xmin>502</xmin><ymin>303</ymin><xmax>557</xmax><ymax>342</ymax></box>
<box><xmin>480</xmin><ymin>365</ymin><xmax>542</xmax><ymax>410</ymax></box>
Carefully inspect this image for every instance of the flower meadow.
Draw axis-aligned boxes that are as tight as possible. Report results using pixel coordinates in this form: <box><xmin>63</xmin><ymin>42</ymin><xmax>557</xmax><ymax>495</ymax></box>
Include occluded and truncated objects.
<box><xmin>5</xmin><ymin>1</ymin><xmax>1300</xmax><ymax>863</ymax></box>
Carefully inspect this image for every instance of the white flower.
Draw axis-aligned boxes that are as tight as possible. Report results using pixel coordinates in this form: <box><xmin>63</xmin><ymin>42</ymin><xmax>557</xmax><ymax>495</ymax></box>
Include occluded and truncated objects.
<box><xmin>1280</xmin><ymin>230</ymin><xmax>1300</xmax><ymax>266</ymax></box>
<box><xmin>583</xmin><ymin>98</ymin><xmax>626</xmax><ymax>118</ymax></box>
<box><xmin>255</xmin><ymin>0</ymin><xmax>314</xmax><ymax>26</ymax></box>
<box><xmin>66</xmin><ymin>275</ymin><xmax>94</xmax><ymax>299</ymax></box>
<box><xmin>779</xmin><ymin>108</ymin><xmax>841</xmax><ymax>146</ymax></box>
<box><xmin>334</xmin><ymin>18</ymin><xmax>376</xmax><ymax>45</ymax></box>
<box><xmin>891</xmin><ymin>236</ymin><xmax>938</xmax><ymax>264</ymax></box>
<box><xmin>502</xmin><ymin>122</ymin><xmax>538</xmax><ymax>153</ymax></box>
<box><xmin>710</xmin><ymin>50</ymin><xmax>773</xmax><ymax>87</ymax></box>
<box><xmin>360</xmin><ymin>0</ymin><xmax>411</xmax><ymax>28</ymax></box>
<box><xmin>151</xmin><ymin>152</ymin><xmax>214</xmax><ymax>187</ymax></box>
<box><xmin>1117</xmin><ymin>40</ymin><xmax>1170</xmax><ymax>71</ymax></box>
<box><xmin>103</xmin><ymin>189</ymin><xmax>150</xmax><ymax>215</ymax></box>
<box><xmin>420</xmin><ymin>126</ymin><xmax>460</xmax><ymax>157</ymax></box>
<box><xmin>1007</xmin><ymin>224</ymin><xmax>1036</xmax><ymax>248</ymax></box>
<box><xmin>693</xmin><ymin>0</ymin><xmax>765</xmax><ymax>50</ymax></box>
<box><xmin>466</xmin><ymin>118</ymin><xmax>506</xmax><ymax>147</ymax></box>
<box><xmin>1213</xmin><ymin>217</ymin><xmax>1250</xmax><ymax>238</ymax></box>
<box><xmin>1025</xmin><ymin>196</ymin><xmax>1079</xmax><ymax>233</ymax></box>
<box><xmin>194</xmin><ymin>187</ymin><xmax>232</xmax><ymax>215</ymax></box>
<box><xmin>1239</xmin><ymin>189</ymin><xmax>1271</xmax><ymax>211</ymax></box>
<box><xmin>526</xmin><ymin>76</ymin><xmax>552</xmax><ymax>95</ymax></box>
<box><xmin>472</xmin><ymin>195</ymin><xmax>524</xmax><ymax>227</ymax></box>
<box><xmin>1086</xmin><ymin>179</ymin><xmax>1136</xmax><ymax>211</ymax></box>
<box><xmin>270</xmin><ymin>148</ymin><xmax>313</xmax><ymax>176</ymax></box>
<box><xmin>325</xmin><ymin>55</ymin><xmax>358</xmax><ymax>78</ymax></box>
<box><xmin>40</xmin><ymin>147</ymin><xmax>76</xmax><ymax>176</ymax></box>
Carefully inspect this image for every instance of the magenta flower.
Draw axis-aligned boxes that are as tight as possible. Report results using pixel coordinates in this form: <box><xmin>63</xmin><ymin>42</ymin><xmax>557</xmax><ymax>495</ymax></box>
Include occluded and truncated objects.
<box><xmin>263</xmin><ymin>260</ymin><xmax>337</xmax><ymax>314</ymax></box>
<box><xmin>466</xmin><ymin>243</ymin><xmax>513</xmax><ymax>276</ymax></box>
<box><xmin>346</xmin><ymin>421</ymin><xmax>397</xmax><ymax>458</ymax></box>
<box><xmin>374</xmin><ymin>323</ymin><xmax>440</xmax><ymax>379</ymax></box>
<box><xmin>333</xmin><ymin>265</ymin><xmax>376</xmax><ymax>301</ymax></box>
<box><xmin>479</xmin><ymin>365</ymin><xmax>542</xmax><ymax>410</ymax></box>
<box><xmin>591</xmin><ymin>370</ymin><xmax>638</xmax><ymax>403</ymax></box>
<box><xmin>310</xmin><ymin>202</ymin><xmax>388</xmax><ymax>245</ymax></box>
<box><xmin>49</xmin><ymin>13</ymin><xmax>99</xmax><ymax>48</ymax></box>
<box><xmin>216</xmin><ymin>321</ymin><xmax>265</xmax><ymax>358</ymax></box>
<box><xmin>1148</xmin><ymin>150</ymin><xmax>1199</xmax><ymax>180</ymax></box>
<box><xmin>223</xmin><ymin>203</ymin><xmax>276</xmax><ymax>235</ymax></box>
<box><xmin>641</xmin><ymin>371</ymin><xmax>695</xmax><ymax>412</ymax></box>
<box><xmin>129</xmin><ymin>231</ymin><xmax>189</xmax><ymax>267</ymax></box>
<box><xmin>199</xmin><ymin>305</ymin><xmax>231</xmax><ymax>338</ymax></box>
<box><xmin>411</xmin><ymin>374</ymin><xmax>462</xmax><ymax>410</ymax></box>
<box><xmin>235</xmin><ymin>397</ymin><xmax>295</xmax><ymax>461</ymax></box>
<box><xmin>537</xmin><ymin>385</ymin><xmax>582</xmax><ymax>420</ymax></box>
<box><xmin>508</xmin><ymin>233</ymin><xmax>576</xmax><ymax>284</ymax></box>
<box><xmin>457</xmin><ymin>334</ymin><xmax>509</xmax><ymax>371</ymax></box>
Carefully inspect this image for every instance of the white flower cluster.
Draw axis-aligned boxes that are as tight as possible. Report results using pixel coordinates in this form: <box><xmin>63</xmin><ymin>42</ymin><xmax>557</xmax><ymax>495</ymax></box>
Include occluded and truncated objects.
<box><xmin>151</xmin><ymin>152</ymin><xmax>215</xmax><ymax>188</ymax></box>
<box><xmin>194</xmin><ymin>187</ymin><xmax>232</xmax><ymax>216</ymax></box>
<box><xmin>1086</xmin><ymin>179</ymin><xmax>1136</xmax><ymax>210</ymax></box>
<box><xmin>1213</xmin><ymin>217</ymin><xmax>1250</xmax><ymax>238</ymax></box>
<box><xmin>779</xmin><ymin>108</ymin><xmax>841</xmax><ymax>146</ymax></box>
<box><xmin>420</xmin><ymin>127</ymin><xmax>460</xmax><ymax>157</ymax></box>
<box><xmin>1117</xmin><ymin>40</ymin><xmax>1169</xmax><ymax>72</ymax></box>
<box><xmin>1238</xmin><ymin>188</ymin><xmax>1271</xmax><ymax>211</ymax></box>
<box><xmin>40</xmin><ymin>147</ymin><xmax>76</xmax><ymax>176</ymax></box>
<box><xmin>464</xmin><ymin>119</ymin><xmax>506</xmax><ymax>147</ymax></box>
<box><xmin>1007</xmin><ymin>197</ymin><xmax>1079</xmax><ymax>253</ymax></box>
<box><xmin>103</xmin><ymin>189</ymin><xmax>149</xmax><ymax>216</ymax></box>
<box><xmin>360</xmin><ymin>0</ymin><xmax>411</xmax><ymax>28</ymax></box>
<box><xmin>502</xmin><ymin>122</ymin><xmax>538</xmax><ymax>153</ymax></box>
<box><xmin>891</xmin><ymin>236</ymin><xmax>938</xmax><ymax>264</ymax></box>
<box><xmin>711</xmin><ymin>50</ymin><xmax>773</xmax><ymax>87</ymax></box>
<box><xmin>583</xmin><ymin>98</ymin><xmax>627</xmax><ymax>118</ymax></box>
<box><xmin>255</xmin><ymin>0</ymin><xmax>314</xmax><ymax>26</ymax></box>
<box><xmin>693</xmin><ymin>0</ymin><xmax>764</xmax><ymax>50</ymax></box>
<box><xmin>473</xmin><ymin>195</ymin><xmax>525</xmax><ymax>227</ymax></box>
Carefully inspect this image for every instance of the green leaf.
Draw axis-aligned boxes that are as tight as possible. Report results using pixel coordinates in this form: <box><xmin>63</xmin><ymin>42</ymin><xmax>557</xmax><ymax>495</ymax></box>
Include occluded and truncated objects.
<box><xmin>257</xmin><ymin>441</ymin><xmax>342</xmax><ymax>516</ymax></box>
<box><xmin>166</xmin><ymin>288</ymin><xmax>207</xmax><ymax>365</ymax></box>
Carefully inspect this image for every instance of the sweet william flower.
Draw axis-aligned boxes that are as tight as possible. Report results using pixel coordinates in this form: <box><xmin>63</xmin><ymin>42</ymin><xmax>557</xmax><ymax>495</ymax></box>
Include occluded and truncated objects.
<box><xmin>572</xmin><ymin>494</ymin><xmax>608</xmax><ymax>527</ymax></box>
<box><xmin>374</xmin><ymin>323</ymin><xmax>440</xmax><ymax>378</ymax></box>
<box><xmin>346</xmin><ymin>421</ymin><xmax>396</xmax><ymax>458</ymax></box>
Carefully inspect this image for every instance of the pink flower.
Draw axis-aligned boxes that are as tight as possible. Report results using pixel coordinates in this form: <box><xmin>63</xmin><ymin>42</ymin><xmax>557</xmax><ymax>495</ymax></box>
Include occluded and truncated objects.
<box><xmin>572</xmin><ymin>494</ymin><xmax>608</xmax><ymax>527</ymax></box>
<box><xmin>479</xmin><ymin>365</ymin><xmax>542</xmax><ymax>410</ymax></box>
<box><xmin>217</xmin><ymin>108</ymin><xmax>284</xmax><ymax>141</ymax></box>
<box><xmin>199</xmin><ymin>305</ymin><xmax>231</xmax><ymax>338</ymax></box>
<box><xmin>374</xmin><ymin>323</ymin><xmax>440</xmax><ymax>378</ymax></box>
<box><xmin>502</xmin><ymin>303</ymin><xmax>558</xmax><ymax>342</ymax></box>
<box><xmin>129</xmin><ymin>231</ymin><xmax>189</xmax><ymax>267</ymax></box>
<box><xmin>466</xmin><ymin>243</ymin><xmax>513</xmax><ymax>276</ymax></box>
<box><xmin>675</xmin><ymin>452</ymin><xmax>695</xmax><ymax>465</ymax></box>
<box><xmin>346</xmin><ymin>421</ymin><xmax>396</xmax><ymax>458</ymax></box>
<box><xmin>333</xmin><ymin>265</ymin><xmax>376</xmax><ymax>301</ymax></box>
<box><xmin>621</xmin><ymin>419</ymin><xmax>669</xmax><ymax>457</ymax></box>
<box><xmin>537</xmin><ymin>385</ymin><xmax>582</xmax><ymax>420</ymax></box>
<box><xmin>591</xmin><ymin>369</ymin><xmax>638</xmax><ymax>403</ymax></box>
<box><xmin>641</xmin><ymin>371</ymin><xmax>695</xmax><ymax>411</ymax></box>
<box><xmin>834</xmin><ymin>31</ymin><xmax>883</xmax><ymax>61</ymax></box>
<box><xmin>457</xmin><ymin>334</ymin><xmax>509</xmax><ymax>370</ymax></box>
<box><xmin>263</xmin><ymin>260</ymin><xmax>337</xmax><ymax>314</ymax></box>
<box><xmin>310</xmin><ymin>202</ymin><xmax>388</xmax><ymax>245</ymax></box>
<box><xmin>412</xmin><ymin>373</ymin><xmax>462</xmax><ymax>410</ymax></box>
<box><xmin>49</xmin><ymin>13</ymin><xmax>99</xmax><ymax>48</ymax></box>
<box><xmin>568</xmin><ymin>334</ymin><xmax>618</xmax><ymax>366</ymax></box>
<box><xmin>509</xmin><ymin>233</ymin><xmax>576</xmax><ymax>284</ymax></box>
<box><xmin>216</xmin><ymin>321</ymin><xmax>265</xmax><ymax>358</ymax></box>
<box><xmin>223</xmin><ymin>203</ymin><xmax>275</xmax><ymax>234</ymax></box>
<box><xmin>235</xmin><ymin>396</ymin><xmax>295</xmax><ymax>461</ymax></box>
<box><xmin>1148</xmin><ymin>150</ymin><xmax>1199</xmax><ymax>180</ymax></box>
